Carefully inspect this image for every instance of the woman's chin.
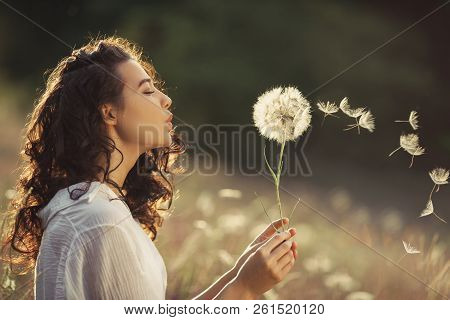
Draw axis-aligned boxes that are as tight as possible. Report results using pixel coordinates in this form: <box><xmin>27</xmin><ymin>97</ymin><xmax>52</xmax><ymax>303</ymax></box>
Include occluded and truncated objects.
<box><xmin>143</xmin><ymin>138</ymin><xmax>172</xmax><ymax>151</ymax></box>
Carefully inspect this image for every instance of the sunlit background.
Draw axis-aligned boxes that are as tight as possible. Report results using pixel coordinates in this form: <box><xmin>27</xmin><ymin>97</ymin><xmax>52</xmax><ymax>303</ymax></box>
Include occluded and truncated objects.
<box><xmin>1</xmin><ymin>0</ymin><xmax>449</xmax><ymax>299</ymax></box>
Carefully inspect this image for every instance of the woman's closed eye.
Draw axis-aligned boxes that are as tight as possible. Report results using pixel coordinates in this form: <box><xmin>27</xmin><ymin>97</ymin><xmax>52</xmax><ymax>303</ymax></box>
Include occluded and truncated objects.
<box><xmin>143</xmin><ymin>90</ymin><xmax>155</xmax><ymax>95</ymax></box>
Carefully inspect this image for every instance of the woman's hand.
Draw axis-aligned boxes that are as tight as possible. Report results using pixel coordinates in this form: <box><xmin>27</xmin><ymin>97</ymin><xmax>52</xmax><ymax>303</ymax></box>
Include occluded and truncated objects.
<box><xmin>232</xmin><ymin>218</ymin><xmax>298</xmax><ymax>276</ymax></box>
<box><xmin>233</xmin><ymin>227</ymin><xmax>297</xmax><ymax>298</ymax></box>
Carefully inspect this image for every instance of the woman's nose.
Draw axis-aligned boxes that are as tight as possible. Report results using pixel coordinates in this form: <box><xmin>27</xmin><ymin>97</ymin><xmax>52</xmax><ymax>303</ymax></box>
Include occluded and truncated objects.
<box><xmin>162</xmin><ymin>95</ymin><xmax>172</xmax><ymax>109</ymax></box>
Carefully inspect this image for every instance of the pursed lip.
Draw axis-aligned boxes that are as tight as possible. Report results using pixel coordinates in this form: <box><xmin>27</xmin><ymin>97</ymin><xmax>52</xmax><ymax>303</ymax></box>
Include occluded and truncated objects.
<box><xmin>166</xmin><ymin>114</ymin><xmax>173</xmax><ymax>131</ymax></box>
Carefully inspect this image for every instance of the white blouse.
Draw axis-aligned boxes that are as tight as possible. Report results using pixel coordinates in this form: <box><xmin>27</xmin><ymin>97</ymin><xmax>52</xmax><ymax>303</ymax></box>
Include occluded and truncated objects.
<box><xmin>34</xmin><ymin>181</ymin><xmax>167</xmax><ymax>299</ymax></box>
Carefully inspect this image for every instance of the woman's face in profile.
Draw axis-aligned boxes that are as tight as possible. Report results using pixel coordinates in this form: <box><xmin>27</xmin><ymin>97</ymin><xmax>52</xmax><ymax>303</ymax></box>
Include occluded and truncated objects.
<box><xmin>113</xmin><ymin>59</ymin><xmax>173</xmax><ymax>152</ymax></box>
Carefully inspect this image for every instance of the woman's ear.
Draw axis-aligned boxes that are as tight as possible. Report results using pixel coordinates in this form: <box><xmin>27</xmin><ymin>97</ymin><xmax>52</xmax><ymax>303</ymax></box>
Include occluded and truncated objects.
<box><xmin>99</xmin><ymin>103</ymin><xmax>118</xmax><ymax>125</ymax></box>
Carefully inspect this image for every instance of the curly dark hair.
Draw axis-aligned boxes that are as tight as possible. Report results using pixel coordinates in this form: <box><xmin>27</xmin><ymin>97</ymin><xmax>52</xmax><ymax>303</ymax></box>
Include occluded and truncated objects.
<box><xmin>1</xmin><ymin>36</ymin><xmax>185</xmax><ymax>275</ymax></box>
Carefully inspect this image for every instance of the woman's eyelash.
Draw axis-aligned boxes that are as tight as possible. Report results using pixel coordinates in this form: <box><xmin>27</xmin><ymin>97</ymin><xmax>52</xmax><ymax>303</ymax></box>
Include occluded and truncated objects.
<box><xmin>143</xmin><ymin>91</ymin><xmax>155</xmax><ymax>95</ymax></box>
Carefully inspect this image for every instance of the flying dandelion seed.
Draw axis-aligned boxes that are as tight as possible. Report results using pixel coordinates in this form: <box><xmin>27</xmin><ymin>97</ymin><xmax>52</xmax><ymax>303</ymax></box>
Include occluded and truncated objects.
<box><xmin>419</xmin><ymin>169</ymin><xmax>449</xmax><ymax>224</ymax></box>
<box><xmin>402</xmin><ymin>240</ymin><xmax>421</xmax><ymax>254</ymax></box>
<box><xmin>358</xmin><ymin>110</ymin><xmax>375</xmax><ymax>133</ymax></box>
<box><xmin>388</xmin><ymin>133</ymin><xmax>425</xmax><ymax>168</ymax></box>
<box><xmin>419</xmin><ymin>199</ymin><xmax>434</xmax><ymax>217</ymax></box>
<box><xmin>253</xmin><ymin>86</ymin><xmax>311</xmax><ymax>230</ymax></box>
<box><xmin>398</xmin><ymin>240</ymin><xmax>421</xmax><ymax>263</ymax></box>
<box><xmin>428</xmin><ymin>168</ymin><xmax>449</xmax><ymax>194</ymax></box>
<box><xmin>395</xmin><ymin>110</ymin><xmax>419</xmax><ymax>130</ymax></box>
<box><xmin>341</xmin><ymin>106</ymin><xmax>365</xmax><ymax>118</ymax></box>
<box><xmin>317</xmin><ymin>100</ymin><xmax>339</xmax><ymax>126</ymax></box>
<box><xmin>340</xmin><ymin>97</ymin><xmax>366</xmax><ymax>134</ymax></box>
<box><xmin>418</xmin><ymin>199</ymin><xmax>447</xmax><ymax>224</ymax></box>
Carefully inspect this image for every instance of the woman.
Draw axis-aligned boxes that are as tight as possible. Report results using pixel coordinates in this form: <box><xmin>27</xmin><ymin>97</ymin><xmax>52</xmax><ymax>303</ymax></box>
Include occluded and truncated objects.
<box><xmin>1</xmin><ymin>36</ymin><xmax>298</xmax><ymax>299</ymax></box>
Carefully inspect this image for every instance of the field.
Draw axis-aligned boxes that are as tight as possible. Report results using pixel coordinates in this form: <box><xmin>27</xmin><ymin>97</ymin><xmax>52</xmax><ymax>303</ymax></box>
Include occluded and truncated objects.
<box><xmin>2</xmin><ymin>166</ymin><xmax>447</xmax><ymax>300</ymax></box>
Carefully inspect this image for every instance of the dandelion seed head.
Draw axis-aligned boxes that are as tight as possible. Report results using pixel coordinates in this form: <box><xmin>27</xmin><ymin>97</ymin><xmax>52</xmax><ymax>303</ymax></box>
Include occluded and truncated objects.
<box><xmin>429</xmin><ymin>168</ymin><xmax>449</xmax><ymax>185</ymax></box>
<box><xmin>253</xmin><ymin>86</ymin><xmax>311</xmax><ymax>144</ymax></box>
<box><xmin>402</xmin><ymin>240</ymin><xmax>421</xmax><ymax>254</ymax></box>
<box><xmin>358</xmin><ymin>110</ymin><xmax>375</xmax><ymax>132</ymax></box>
<box><xmin>409</xmin><ymin>111</ymin><xmax>419</xmax><ymax>130</ymax></box>
<box><xmin>294</xmin><ymin>106</ymin><xmax>312</xmax><ymax>137</ymax></box>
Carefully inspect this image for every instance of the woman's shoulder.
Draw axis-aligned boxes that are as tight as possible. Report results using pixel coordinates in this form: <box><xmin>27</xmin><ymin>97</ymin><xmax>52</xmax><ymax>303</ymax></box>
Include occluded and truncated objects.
<box><xmin>38</xmin><ymin>181</ymin><xmax>133</xmax><ymax>236</ymax></box>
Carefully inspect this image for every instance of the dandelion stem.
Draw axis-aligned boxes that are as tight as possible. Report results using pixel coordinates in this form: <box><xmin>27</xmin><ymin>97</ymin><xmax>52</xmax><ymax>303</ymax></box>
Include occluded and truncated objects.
<box><xmin>254</xmin><ymin>192</ymin><xmax>278</xmax><ymax>233</ymax></box>
<box><xmin>321</xmin><ymin>115</ymin><xmax>326</xmax><ymax>127</ymax></box>
<box><xmin>287</xmin><ymin>196</ymin><xmax>301</xmax><ymax>230</ymax></box>
<box><xmin>275</xmin><ymin>137</ymin><xmax>287</xmax><ymax>231</ymax></box>
<box><xmin>388</xmin><ymin>147</ymin><xmax>401</xmax><ymax>157</ymax></box>
<box><xmin>343</xmin><ymin>124</ymin><xmax>358</xmax><ymax>131</ymax></box>
<box><xmin>433</xmin><ymin>212</ymin><xmax>447</xmax><ymax>224</ymax></box>
<box><xmin>263</xmin><ymin>138</ymin><xmax>286</xmax><ymax>232</ymax></box>
<box><xmin>394</xmin><ymin>120</ymin><xmax>408</xmax><ymax>123</ymax></box>
<box><xmin>355</xmin><ymin>117</ymin><xmax>360</xmax><ymax>135</ymax></box>
<box><xmin>409</xmin><ymin>147</ymin><xmax>419</xmax><ymax>168</ymax></box>
<box><xmin>263</xmin><ymin>144</ymin><xmax>277</xmax><ymax>183</ymax></box>
<box><xmin>429</xmin><ymin>184</ymin><xmax>436</xmax><ymax>201</ymax></box>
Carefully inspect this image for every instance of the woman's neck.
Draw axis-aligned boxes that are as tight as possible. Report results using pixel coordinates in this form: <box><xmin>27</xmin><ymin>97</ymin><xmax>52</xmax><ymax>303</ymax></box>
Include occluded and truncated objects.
<box><xmin>97</xmin><ymin>142</ymin><xmax>140</xmax><ymax>197</ymax></box>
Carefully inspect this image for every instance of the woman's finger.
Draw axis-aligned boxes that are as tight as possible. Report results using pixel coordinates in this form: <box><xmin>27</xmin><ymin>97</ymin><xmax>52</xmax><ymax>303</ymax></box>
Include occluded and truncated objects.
<box><xmin>253</xmin><ymin>218</ymin><xmax>289</xmax><ymax>244</ymax></box>
<box><xmin>271</xmin><ymin>239</ymin><xmax>294</xmax><ymax>261</ymax></box>
<box><xmin>253</xmin><ymin>233</ymin><xmax>296</xmax><ymax>258</ymax></box>
<box><xmin>280</xmin><ymin>254</ymin><xmax>295</xmax><ymax>276</ymax></box>
<box><xmin>278</xmin><ymin>250</ymin><xmax>295</xmax><ymax>269</ymax></box>
<box><xmin>292</xmin><ymin>241</ymin><xmax>298</xmax><ymax>260</ymax></box>
<box><xmin>263</xmin><ymin>229</ymin><xmax>293</xmax><ymax>253</ymax></box>
<box><xmin>270</xmin><ymin>228</ymin><xmax>296</xmax><ymax>260</ymax></box>
<box><xmin>248</xmin><ymin>236</ymin><xmax>270</xmax><ymax>252</ymax></box>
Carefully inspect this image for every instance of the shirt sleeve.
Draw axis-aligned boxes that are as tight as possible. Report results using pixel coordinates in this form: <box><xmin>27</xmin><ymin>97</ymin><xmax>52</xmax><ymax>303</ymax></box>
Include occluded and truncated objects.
<box><xmin>64</xmin><ymin>223</ymin><xmax>163</xmax><ymax>300</ymax></box>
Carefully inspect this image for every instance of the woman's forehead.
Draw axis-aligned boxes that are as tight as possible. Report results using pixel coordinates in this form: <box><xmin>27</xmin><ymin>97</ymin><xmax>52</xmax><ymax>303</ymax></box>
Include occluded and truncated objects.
<box><xmin>116</xmin><ymin>59</ymin><xmax>153</xmax><ymax>88</ymax></box>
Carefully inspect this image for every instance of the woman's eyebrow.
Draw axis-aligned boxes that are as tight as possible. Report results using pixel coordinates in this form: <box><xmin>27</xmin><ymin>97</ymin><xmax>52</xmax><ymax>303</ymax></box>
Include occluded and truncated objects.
<box><xmin>138</xmin><ymin>78</ymin><xmax>152</xmax><ymax>88</ymax></box>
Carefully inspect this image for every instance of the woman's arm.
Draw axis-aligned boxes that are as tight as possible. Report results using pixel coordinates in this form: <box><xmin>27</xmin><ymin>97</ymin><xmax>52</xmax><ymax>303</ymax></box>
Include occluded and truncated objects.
<box><xmin>193</xmin><ymin>218</ymin><xmax>297</xmax><ymax>300</ymax></box>
<box><xmin>212</xmin><ymin>276</ymin><xmax>258</xmax><ymax>299</ymax></box>
<box><xmin>192</xmin><ymin>268</ymin><xmax>238</xmax><ymax>300</ymax></box>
